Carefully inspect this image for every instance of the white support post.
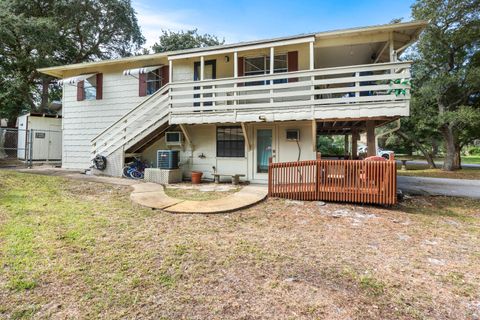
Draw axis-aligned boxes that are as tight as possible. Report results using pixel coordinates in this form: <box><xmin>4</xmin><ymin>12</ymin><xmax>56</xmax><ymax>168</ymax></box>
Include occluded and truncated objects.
<box><xmin>389</xmin><ymin>32</ymin><xmax>397</xmax><ymax>62</ymax></box>
<box><xmin>309</xmin><ymin>41</ymin><xmax>314</xmax><ymax>70</ymax></box>
<box><xmin>241</xmin><ymin>122</ymin><xmax>250</xmax><ymax>150</ymax></box>
<box><xmin>234</xmin><ymin>51</ymin><xmax>238</xmax><ymax>106</ymax></box>
<box><xmin>168</xmin><ymin>60</ymin><xmax>173</xmax><ymax>109</ymax></box>
<box><xmin>200</xmin><ymin>56</ymin><xmax>204</xmax><ymax>108</ymax></box>
<box><xmin>309</xmin><ymin>41</ymin><xmax>315</xmax><ymax>114</ymax></box>
<box><xmin>355</xmin><ymin>72</ymin><xmax>360</xmax><ymax>97</ymax></box>
<box><xmin>179</xmin><ymin>124</ymin><xmax>193</xmax><ymax>150</ymax></box>
<box><xmin>311</xmin><ymin>120</ymin><xmax>317</xmax><ymax>152</ymax></box>
<box><xmin>234</xmin><ymin>51</ymin><xmax>238</xmax><ymax>78</ymax></box>
<box><xmin>270</xmin><ymin>47</ymin><xmax>274</xmax><ymax>104</ymax></box>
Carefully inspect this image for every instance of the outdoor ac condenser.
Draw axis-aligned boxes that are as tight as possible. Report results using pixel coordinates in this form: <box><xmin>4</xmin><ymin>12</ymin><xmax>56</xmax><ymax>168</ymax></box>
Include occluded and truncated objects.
<box><xmin>157</xmin><ymin>150</ymin><xmax>180</xmax><ymax>169</ymax></box>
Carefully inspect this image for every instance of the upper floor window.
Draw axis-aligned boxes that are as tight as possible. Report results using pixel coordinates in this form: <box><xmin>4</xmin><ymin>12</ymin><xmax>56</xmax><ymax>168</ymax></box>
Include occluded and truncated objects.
<box><xmin>84</xmin><ymin>75</ymin><xmax>97</xmax><ymax>100</ymax></box>
<box><xmin>244</xmin><ymin>54</ymin><xmax>288</xmax><ymax>85</ymax></box>
<box><xmin>146</xmin><ymin>70</ymin><xmax>162</xmax><ymax>95</ymax></box>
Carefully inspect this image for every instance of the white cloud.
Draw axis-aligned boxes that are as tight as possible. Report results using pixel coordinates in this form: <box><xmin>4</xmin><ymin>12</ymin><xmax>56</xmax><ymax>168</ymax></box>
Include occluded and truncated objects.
<box><xmin>133</xmin><ymin>1</ymin><xmax>255</xmax><ymax>50</ymax></box>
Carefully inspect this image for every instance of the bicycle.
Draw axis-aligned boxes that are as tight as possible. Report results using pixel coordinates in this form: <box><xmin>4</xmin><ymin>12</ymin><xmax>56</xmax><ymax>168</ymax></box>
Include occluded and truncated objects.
<box><xmin>123</xmin><ymin>157</ymin><xmax>148</xmax><ymax>179</ymax></box>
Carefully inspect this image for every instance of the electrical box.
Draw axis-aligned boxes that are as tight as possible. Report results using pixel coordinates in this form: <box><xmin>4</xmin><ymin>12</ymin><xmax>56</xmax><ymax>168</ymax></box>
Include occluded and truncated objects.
<box><xmin>286</xmin><ymin>129</ymin><xmax>300</xmax><ymax>141</ymax></box>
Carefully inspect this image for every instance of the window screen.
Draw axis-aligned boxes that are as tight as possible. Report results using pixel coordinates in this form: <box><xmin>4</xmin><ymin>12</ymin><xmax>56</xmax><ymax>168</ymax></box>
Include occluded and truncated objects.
<box><xmin>216</xmin><ymin>126</ymin><xmax>245</xmax><ymax>157</ymax></box>
<box><xmin>84</xmin><ymin>75</ymin><xmax>97</xmax><ymax>100</ymax></box>
<box><xmin>146</xmin><ymin>70</ymin><xmax>162</xmax><ymax>95</ymax></box>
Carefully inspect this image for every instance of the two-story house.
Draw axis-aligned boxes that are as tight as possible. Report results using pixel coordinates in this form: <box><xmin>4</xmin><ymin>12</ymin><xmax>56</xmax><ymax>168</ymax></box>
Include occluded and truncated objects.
<box><xmin>39</xmin><ymin>20</ymin><xmax>426</xmax><ymax>184</ymax></box>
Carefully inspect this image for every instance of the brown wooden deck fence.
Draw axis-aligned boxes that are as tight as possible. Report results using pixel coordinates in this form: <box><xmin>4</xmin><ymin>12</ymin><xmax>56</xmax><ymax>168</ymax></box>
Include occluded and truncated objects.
<box><xmin>268</xmin><ymin>155</ymin><xmax>397</xmax><ymax>205</ymax></box>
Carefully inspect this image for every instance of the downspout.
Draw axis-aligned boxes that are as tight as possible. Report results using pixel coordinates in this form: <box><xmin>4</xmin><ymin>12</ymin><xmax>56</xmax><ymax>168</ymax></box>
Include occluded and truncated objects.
<box><xmin>375</xmin><ymin>119</ymin><xmax>401</xmax><ymax>150</ymax></box>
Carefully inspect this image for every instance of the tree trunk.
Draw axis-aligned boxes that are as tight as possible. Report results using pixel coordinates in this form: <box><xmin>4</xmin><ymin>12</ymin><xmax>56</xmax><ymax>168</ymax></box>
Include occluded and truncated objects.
<box><xmin>38</xmin><ymin>78</ymin><xmax>50</xmax><ymax>113</ymax></box>
<box><xmin>441</xmin><ymin>124</ymin><xmax>458</xmax><ymax>171</ymax></box>
<box><xmin>397</xmin><ymin>130</ymin><xmax>436</xmax><ymax>168</ymax></box>
<box><xmin>454</xmin><ymin>144</ymin><xmax>462</xmax><ymax>169</ymax></box>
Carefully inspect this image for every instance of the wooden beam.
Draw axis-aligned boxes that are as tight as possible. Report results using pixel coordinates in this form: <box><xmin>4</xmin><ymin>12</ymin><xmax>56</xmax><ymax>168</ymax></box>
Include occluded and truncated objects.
<box><xmin>241</xmin><ymin>122</ymin><xmax>251</xmax><ymax>150</ymax></box>
<box><xmin>374</xmin><ymin>41</ymin><xmax>389</xmax><ymax>63</ymax></box>
<box><xmin>344</xmin><ymin>134</ymin><xmax>349</xmax><ymax>158</ymax></box>
<box><xmin>366</xmin><ymin>120</ymin><xmax>376</xmax><ymax>157</ymax></box>
<box><xmin>179</xmin><ymin>124</ymin><xmax>193</xmax><ymax>150</ymax></box>
<box><xmin>351</xmin><ymin>129</ymin><xmax>358</xmax><ymax>159</ymax></box>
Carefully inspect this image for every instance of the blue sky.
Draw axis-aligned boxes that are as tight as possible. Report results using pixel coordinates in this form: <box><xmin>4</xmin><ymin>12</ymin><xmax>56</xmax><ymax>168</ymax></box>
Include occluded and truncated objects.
<box><xmin>133</xmin><ymin>0</ymin><xmax>416</xmax><ymax>48</ymax></box>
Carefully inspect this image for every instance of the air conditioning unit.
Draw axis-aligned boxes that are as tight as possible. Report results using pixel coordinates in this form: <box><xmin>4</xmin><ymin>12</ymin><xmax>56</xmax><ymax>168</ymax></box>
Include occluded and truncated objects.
<box><xmin>286</xmin><ymin>129</ymin><xmax>300</xmax><ymax>141</ymax></box>
<box><xmin>165</xmin><ymin>131</ymin><xmax>183</xmax><ymax>146</ymax></box>
<box><xmin>157</xmin><ymin>150</ymin><xmax>180</xmax><ymax>169</ymax></box>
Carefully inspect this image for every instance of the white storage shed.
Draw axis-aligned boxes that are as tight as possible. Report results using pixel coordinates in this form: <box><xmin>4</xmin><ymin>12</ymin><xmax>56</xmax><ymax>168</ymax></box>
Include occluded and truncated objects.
<box><xmin>17</xmin><ymin>113</ymin><xmax>62</xmax><ymax>162</ymax></box>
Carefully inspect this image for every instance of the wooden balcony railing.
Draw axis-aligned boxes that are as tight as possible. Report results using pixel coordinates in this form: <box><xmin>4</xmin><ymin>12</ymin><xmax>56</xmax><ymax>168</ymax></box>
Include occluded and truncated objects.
<box><xmin>169</xmin><ymin>61</ymin><xmax>411</xmax><ymax>114</ymax></box>
<box><xmin>268</xmin><ymin>155</ymin><xmax>397</xmax><ymax>205</ymax></box>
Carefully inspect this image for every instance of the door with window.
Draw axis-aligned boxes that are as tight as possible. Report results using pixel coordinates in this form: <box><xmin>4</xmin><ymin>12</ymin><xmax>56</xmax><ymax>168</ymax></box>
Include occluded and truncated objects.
<box><xmin>254</xmin><ymin>127</ymin><xmax>275</xmax><ymax>180</ymax></box>
<box><xmin>194</xmin><ymin>60</ymin><xmax>216</xmax><ymax>107</ymax></box>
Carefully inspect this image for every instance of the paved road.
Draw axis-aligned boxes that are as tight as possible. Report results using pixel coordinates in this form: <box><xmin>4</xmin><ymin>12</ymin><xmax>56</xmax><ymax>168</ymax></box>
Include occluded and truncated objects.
<box><xmin>398</xmin><ymin>160</ymin><xmax>480</xmax><ymax>169</ymax></box>
<box><xmin>398</xmin><ymin>176</ymin><xmax>480</xmax><ymax>199</ymax></box>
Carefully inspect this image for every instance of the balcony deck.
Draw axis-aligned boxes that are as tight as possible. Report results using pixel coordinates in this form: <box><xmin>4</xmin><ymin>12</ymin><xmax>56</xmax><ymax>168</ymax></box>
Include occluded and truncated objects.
<box><xmin>168</xmin><ymin>61</ymin><xmax>411</xmax><ymax>124</ymax></box>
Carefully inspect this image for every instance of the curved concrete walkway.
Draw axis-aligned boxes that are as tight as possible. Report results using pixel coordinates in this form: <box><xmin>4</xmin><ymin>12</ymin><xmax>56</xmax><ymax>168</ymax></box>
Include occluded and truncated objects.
<box><xmin>130</xmin><ymin>183</ymin><xmax>268</xmax><ymax>213</ymax></box>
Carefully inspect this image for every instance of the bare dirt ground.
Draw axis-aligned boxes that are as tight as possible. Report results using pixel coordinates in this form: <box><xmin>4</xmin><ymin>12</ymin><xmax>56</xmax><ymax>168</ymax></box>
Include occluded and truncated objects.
<box><xmin>1</xmin><ymin>170</ymin><xmax>479</xmax><ymax>319</ymax></box>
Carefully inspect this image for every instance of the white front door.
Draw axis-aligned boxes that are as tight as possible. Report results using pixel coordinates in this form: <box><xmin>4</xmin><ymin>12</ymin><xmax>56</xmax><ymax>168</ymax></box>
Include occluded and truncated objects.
<box><xmin>254</xmin><ymin>127</ymin><xmax>275</xmax><ymax>181</ymax></box>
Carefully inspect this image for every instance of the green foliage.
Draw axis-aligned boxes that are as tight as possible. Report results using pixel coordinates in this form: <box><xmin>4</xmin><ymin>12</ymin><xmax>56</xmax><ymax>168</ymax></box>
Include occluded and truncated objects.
<box><xmin>0</xmin><ymin>0</ymin><xmax>145</xmax><ymax>122</ymax></box>
<box><xmin>317</xmin><ymin>135</ymin><xmax>346</xmax><ymax>155</ymax></box>
<box><xmin>387</xmin><ymin>78</ymin><xmax>410</xmax><ymax>96</ymax></box>
<box><xmin>152</xmin><ymin>29</ymin><xmax>224</xmax><ymax>53</ymax></box>
<box><xmin>397</xmin><ymin>0</ymin><xmax>480</xmax><ymax>170</ymax></box>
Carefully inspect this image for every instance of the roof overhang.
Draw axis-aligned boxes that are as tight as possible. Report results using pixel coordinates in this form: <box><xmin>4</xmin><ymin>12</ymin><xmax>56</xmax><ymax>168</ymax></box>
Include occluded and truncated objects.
<box><xmin>37</xmin><ymin>20</ymin><xmax>427</xmax><ymax>79</ymax></box>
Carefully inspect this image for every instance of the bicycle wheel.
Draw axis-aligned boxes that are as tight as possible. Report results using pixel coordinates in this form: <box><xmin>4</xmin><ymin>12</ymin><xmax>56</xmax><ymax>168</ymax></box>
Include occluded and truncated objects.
<box><xmin>130</xmin><ymin>170</ymin><xmax>144</xmax><ymax>179</ymax></box>
<box><xmin>122</xmin><ymin>166</ymin><xmax>131</xmax><ymax>178</ymax></box>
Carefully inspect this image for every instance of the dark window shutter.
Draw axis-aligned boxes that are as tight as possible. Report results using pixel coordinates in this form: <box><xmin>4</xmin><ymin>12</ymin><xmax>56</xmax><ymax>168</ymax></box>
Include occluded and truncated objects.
<box><xmin>96</xmin><ymin>73</ymin><xmax>103</xmax><ymax>100</ymax></box>
<box><xmin>77</xmin><ymin>80</ymin><xmax>85</xmax><ymax>101</ymax></box>
<box><xmin>161</xmin><ymin>65</ymin><xmax>169</xmax><ymax>86</ymax></box>
<box><xmin>139</xmin><ymin>73</ymin><xmax>147</xmax><ymax>97</ymax></box>
<box><xmin>288</xmin><ymin>51</ymin><xmax>298</xmax><ymax>82</ymax></box>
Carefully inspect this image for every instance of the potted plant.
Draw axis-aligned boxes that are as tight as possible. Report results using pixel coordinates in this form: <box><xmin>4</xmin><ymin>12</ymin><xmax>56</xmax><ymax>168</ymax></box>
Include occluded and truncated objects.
<box><xmin>191</xmin><ymin>171</ymin><xmax>203</xmax><ymax>184</ymax></box>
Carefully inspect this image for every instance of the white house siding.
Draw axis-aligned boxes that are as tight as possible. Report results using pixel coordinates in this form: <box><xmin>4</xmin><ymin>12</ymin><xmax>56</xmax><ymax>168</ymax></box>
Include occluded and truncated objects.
<box><xmin>141</xmin><ymin>121</ymin><xmax>315</xmax><ymax>183</ymax></box>
<box><xmin>62</xmin><ymin>72</ymin><xmax>145</xmax><ymax>170</ymax></box>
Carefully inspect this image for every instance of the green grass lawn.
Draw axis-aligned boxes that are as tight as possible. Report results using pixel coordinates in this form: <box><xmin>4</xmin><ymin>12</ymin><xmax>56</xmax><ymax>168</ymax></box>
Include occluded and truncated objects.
<box><xmin>1</xmin><ymin>170</ymin><xmax>480</xmax><ymax>319</ymax></box>
<box><xmin>397</xmin><ymin>163</ymin><xmax>480</xmax><ymax>179</ymax></box>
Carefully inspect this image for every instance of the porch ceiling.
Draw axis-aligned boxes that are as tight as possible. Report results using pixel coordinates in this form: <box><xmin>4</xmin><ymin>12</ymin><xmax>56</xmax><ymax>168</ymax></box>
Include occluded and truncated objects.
<box><xmin>316</xmin><ymin>117</ymin><xmax>397</xmax><ymax>135</ymax></box>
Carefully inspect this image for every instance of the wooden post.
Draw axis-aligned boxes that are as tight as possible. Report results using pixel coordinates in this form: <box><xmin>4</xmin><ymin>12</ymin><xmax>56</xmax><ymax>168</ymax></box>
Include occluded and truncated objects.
<box><xmin>351</xmin><ymin>130</ymin><xmax>358</xmax><ymax>159</ymax></box>
<box><xmin>344</xmin><ymin>134</ymin><xmax>349</xmax><ymax>159</ymax></box>
<box><xmin>268</xmin><ymin>156</ymin><xmax>273</xmax><ymax>196</ymax></box>
<box><xmin>366</xmin><ymin>120</ymin><xmax>376</xmax><ymax>157</ymax></box>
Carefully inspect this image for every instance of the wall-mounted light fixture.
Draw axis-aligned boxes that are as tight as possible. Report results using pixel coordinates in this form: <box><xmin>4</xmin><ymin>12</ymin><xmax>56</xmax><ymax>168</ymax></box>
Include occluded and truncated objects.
<box><xmin>259</xmin><ymin>115</ymin><xmax>267</xmax><ymax>121</ymax></box>
<box><xmin>224</xmin><ymin>55</ymin><xmax>230</xmax><ymax>63</ymax></box>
